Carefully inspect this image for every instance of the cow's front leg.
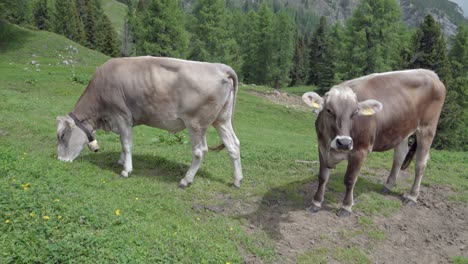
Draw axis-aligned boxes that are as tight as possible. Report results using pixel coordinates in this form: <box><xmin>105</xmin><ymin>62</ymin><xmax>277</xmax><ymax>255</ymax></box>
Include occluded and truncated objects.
<box><xmin>179</xmin><ymin>126</ymin><xmax>208</xmax><ymax>188</ymax></box>
<box><xmin>338</xmin><ymin>151</ymin><xmax>366</xmax><ymax>217</ymax></box>
<box><xmin>309</xmin><ymin>152</ymin><xmax>330</xmax><ymax>213</ymax></box>
<box><xmin>119</xmin><ymin>128</ymin><xmax>133</xmax><ymax>177</ymax></box>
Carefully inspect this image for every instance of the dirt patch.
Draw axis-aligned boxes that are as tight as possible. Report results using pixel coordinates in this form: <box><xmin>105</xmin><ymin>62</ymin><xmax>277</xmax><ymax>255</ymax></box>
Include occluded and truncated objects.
<box><xmin>198</xmin><ymin>181</ymin><xmax>467</xmax><ymax>263</ymax></box>
<box><xmin>247</xmin><ymin>89</ymin><xmax>309</xmax><ymax>112</ymax></box>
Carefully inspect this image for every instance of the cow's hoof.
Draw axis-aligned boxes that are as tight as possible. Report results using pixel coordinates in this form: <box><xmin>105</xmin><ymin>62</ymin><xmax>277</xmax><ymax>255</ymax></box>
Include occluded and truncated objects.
<box><xmin>336</xmin><ymin>208</ymin><xmax>351</xmax><ymax>217</ymax></box>
<box><xmin>120</xmin><ymin>170</ymin><xmax>130</xmax><ymax>178</ymax></box>
<box><xmin>233</xmin><ymin>181</ymin><xmax>241</xmax><ymax>188</ymax></box>
<box><xmin>178</xmin><ymin>179</ymin><xmax>192</xmax><ymax>189</ymax></box>
<box><xmin>307</xmin><ymin>205</ymin><xmax>321</xmax><ymax>213</ymax></box>
<box><xmin>381</xmin><ymin>186</ymin><xmax>391</xmax><ymax>194</ymax></box>
<box><xmin>401</xmin><ymin>196</ymin><xmax>416</xmax><ymax>206</ymax></box>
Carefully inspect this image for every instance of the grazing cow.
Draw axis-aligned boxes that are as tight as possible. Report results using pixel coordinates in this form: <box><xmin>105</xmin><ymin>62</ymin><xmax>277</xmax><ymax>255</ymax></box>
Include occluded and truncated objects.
<box><xmin>302</xmin><ymin>69</ymin><xmax>445</xmax><ymax>217</ymax></box>
<box><xmin>56</xmin><ymin>56</ymin><xmax>243</xmax><ymax>188</ymax></box>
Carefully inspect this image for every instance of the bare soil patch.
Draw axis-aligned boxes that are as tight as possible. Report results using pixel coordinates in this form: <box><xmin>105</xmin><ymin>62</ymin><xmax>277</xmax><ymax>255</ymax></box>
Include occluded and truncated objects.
<box><xmin>247</xmin><ymin>89</ymin><xmax>309</xmax><ymax>112</ymax></box>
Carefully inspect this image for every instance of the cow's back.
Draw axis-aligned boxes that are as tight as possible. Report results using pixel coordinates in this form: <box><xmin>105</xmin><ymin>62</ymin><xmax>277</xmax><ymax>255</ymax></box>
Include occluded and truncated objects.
<box><xmin>88</xmin><ymin>57</ymin><xmax>234</xmax><ymax>132</ymax></box>
<box><xmin>342</xmin><ymin>69</ymin><xmax>446</xmax><ymax>151</ymax></box>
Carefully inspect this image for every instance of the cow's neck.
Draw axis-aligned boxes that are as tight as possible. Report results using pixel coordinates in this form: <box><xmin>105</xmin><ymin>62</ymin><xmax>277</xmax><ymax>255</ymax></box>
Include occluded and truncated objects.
<box><xmin>71</xmin><ymin>94</ymin><xmax>101</xmax><ymax>134</ymax></box>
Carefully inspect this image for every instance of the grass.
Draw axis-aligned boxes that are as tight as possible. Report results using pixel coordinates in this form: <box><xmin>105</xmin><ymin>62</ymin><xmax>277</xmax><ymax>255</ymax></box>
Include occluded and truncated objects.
<box><xmin>1</xmin><ymin>23</ymin><xmax>467</xmax><ymax>263</ymax></box>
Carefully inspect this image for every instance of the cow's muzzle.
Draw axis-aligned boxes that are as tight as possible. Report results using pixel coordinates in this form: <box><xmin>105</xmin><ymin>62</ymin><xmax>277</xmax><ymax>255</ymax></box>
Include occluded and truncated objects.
<box><xmin>88</xmin><ymin>140</ymin><xmax>100</xmax><ymax>152</ymax></box>
<box><xmin>332</xmin><ymin>136</ymin><xmax>353</xmax><ymax>151</ymax></box>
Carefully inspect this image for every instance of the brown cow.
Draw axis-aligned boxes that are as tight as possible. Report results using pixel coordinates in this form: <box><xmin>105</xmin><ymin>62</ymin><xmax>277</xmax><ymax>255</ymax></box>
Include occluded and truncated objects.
<box><xmin>56</xmin><ymin>56</ymin><xmax>243</xmax><ymax>188</ymax></box>
<box><xmin>302</xmin><ymin>69</ymin><xmax>445</xmax><ymax>217</ymax></box>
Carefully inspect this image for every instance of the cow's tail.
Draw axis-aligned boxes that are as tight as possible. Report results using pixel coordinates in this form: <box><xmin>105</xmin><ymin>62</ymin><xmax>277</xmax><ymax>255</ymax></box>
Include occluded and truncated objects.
<box><xmin>401</xmin><ymin>140</ymin><xmax>417</xmax><ymax>170</ymax></box>
<box><xmin>208</xmin><ymin>67</ymin><xmax>238</xmax><ymax>152</ymax></box>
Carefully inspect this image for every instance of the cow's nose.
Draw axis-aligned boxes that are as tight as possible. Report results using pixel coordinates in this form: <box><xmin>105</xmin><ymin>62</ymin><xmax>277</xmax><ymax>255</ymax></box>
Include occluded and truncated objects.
<box><xmin>336</xmin><ymin>137</ymin><xmax>353</xmax><ymax>150</ymax></box>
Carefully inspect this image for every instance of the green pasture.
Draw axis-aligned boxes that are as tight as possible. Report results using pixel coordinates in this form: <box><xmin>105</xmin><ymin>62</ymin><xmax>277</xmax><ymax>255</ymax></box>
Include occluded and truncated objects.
<box><xmin>0</xmin><ymin>24</ymin><xmax>466</xmax><ymax>263</ymax></box>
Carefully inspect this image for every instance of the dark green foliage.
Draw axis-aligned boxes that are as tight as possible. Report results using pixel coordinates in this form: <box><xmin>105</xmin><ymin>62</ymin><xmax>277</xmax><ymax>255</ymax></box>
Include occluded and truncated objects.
<box><xmin>289</xmin><ymin>33</ymin><xmax>309</xmax><ymax>86</ymax></box>
<box><xmin>0</xmin><ymin>0</ymin><xmax>32</xmax><ymax>25</ymax></box>
<box><xmin>53</xmin><ymin>0</ymin><xmax>85</xmax><ymax>43</ymax></box>
<box><xmin>407</xmin><ymin>15</ymin><xmax>452</xmax><ymax>83</ymax></box>
<box><xmin>188</xmin><ymin>0</ymin><xmax>239</xmax><ymax>67</ymax></box>
<box><xmin>307</xmin><ymin>16</ymin><xmax>335</xmax><ymax>94</ymax></box>
<box><xmin>271</xmin><ymin>11</ymin><xmax>295</xmax><ymax>88</ymax></box>
<box><xmin>133</xmin><ymin>0</ymin><xmax>188</xmax><ymax>58</ymax></box>
<box><xmin>337</xmin><ymin>0</ymin><xmax>407</xmax><ymax>80</ymax></box>
<box><xmin>33</xmin><ymin>0</ymin><xmax>49</xmax><ymax>30</ymax></box>
<box><xmin>97</xmin><ymin>15</ymin><xmax>120</xmax><ymax>57</ymax></box>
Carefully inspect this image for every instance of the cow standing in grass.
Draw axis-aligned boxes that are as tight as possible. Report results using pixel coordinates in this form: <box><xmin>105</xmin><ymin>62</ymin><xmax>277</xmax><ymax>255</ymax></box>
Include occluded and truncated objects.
<box><xmin>56</xmin><ymin>56</ymin><xmax>243</xmax><ymax>188</ymax></box>
<box><xmin>302</xmin><ymin>69</ymin><xmax>446</xmax><ymax>217</ymax></box>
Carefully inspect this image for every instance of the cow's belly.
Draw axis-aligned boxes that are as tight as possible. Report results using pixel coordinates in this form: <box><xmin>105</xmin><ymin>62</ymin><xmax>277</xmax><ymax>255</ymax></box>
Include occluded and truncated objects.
<box><xmin>142</xmin><ymin>117</ymin><xmax>185</xmax><ymax>134</ymax></box>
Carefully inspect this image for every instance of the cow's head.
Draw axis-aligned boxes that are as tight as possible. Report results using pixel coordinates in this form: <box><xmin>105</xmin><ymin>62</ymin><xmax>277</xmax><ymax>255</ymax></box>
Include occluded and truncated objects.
<box><xmin>56</xmin><ymin>115</ymin><xmax>99</xmax><ymax>162</ymax></box>
<box><xmin>302</xmin><ymin>86</ymin><xmax>383</xmax><ymax>152</ymax></box>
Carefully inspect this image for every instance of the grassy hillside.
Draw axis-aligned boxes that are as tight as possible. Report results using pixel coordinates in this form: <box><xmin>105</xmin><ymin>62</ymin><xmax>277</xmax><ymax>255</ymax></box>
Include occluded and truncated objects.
<box><xmin>0</xmin><ymin>23</ymin><xmax>467</xmax><ymax>263</ymax></box>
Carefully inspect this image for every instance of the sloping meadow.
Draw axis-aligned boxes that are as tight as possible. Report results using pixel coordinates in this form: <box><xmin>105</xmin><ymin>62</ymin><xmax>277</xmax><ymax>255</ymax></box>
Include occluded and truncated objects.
<box><xmin>1</xmin><ymin>24</ymin><xmax>466</xmax><ymax>263</ymax></box>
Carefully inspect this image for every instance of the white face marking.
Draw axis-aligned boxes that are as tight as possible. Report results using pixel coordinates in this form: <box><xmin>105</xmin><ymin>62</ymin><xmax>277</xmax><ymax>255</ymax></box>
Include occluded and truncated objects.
<box><xmin>325</xmin><ymin>86</ymin><xmax>357</xmax><ymax>104</ymax></box>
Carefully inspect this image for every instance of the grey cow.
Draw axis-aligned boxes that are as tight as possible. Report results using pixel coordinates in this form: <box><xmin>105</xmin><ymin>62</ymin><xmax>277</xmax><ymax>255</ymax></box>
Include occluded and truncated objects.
<box><xmin>56</xmin><ymin>56</ymin><xmax>243</xmax><ymax>188</ymax></box>
<box><xmin>302</xmin><ymin>69</ymin><xmax>445</xmax><ymax>217</ymax></box>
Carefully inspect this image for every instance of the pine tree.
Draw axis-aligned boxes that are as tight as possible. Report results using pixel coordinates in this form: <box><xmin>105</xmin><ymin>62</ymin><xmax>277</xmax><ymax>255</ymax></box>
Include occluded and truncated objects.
<box><xmin>97</xmin><ymin>15</ymin><xmax>119</xmax><ymax>57</ymax></box>
<box><xmin>135</xmin><ymin>0</ymin><xmax>188</xmax><ymax>58</ymax></box>
<box><xmin>188</xmin><ymin>0</ymin><xmax>237</xmax><ymax>65</ymax></box>
<box><xmin>54</xmin><ymin>0</ymin><xmax>85</xmax><ymax>43</ymax></box>
<box><xmin>271</xmin><ymin>11</ymin><xmax>295</xmax><ymax>88</ymax></box>
<box><xmin>407</xmin><ymin>15</ymin><xmax>452</xmax><ymax>83</ymax></box>
<box><xmin>244</xmin><ymin>3</ymin><xmax>274</xmax><ymax>85</ymax></box>
<box><xmin>290</xmin><ymin>33</ymin><xmax>309</xmax><ymax>86</ymax></box>
<box><xmin>307</xmin><ymin>16</ymin><xmax>335</xmax><ymax>93</ymax></box>
<box><xmin>338</xmin><ymin>0</ymin><xmax>407</xmax><ymax>79</ymax></box>
<box><xmin>33</xmin><ymin>0</ymin><xmax>49</xmax><ymax>30</ymax></box>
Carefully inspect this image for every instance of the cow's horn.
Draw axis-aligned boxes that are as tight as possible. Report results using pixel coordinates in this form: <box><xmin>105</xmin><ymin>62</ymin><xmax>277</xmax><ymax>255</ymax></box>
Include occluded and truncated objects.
<box><xmin>88</xmin><ymin>140</ymin><xmax>99</xmax><ymax>152</ymax></box>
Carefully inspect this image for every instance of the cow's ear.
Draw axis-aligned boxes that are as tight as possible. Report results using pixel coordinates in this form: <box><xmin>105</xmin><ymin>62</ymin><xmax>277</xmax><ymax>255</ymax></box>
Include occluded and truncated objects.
<box><xmin>357</xmin><ymin>100</ymin><xmax>383</xmax><ymax>116</ymax></box>
<box><xmin>302</xmin><ymin>92</ymin><xmax>324</xmax><ymax>114</ymax></box>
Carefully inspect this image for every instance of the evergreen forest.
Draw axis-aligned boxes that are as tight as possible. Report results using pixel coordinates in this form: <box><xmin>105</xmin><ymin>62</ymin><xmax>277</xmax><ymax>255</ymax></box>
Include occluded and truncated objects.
<box><xmin>1</xmin><ymin>0</ymin><xmax>467</xmax><ymax>150</ymax></box>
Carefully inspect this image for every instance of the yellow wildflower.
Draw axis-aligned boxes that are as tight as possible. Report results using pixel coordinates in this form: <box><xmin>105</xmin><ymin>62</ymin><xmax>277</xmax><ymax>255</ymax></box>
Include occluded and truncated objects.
<box><xmin>115</xmin><ymin>209</ymin><xmax>121</xmax><ymax>216</ymax></box>
<box><xmin>5</xmin><ymin>220</ymin><xmax>11</xmax><ymax>224</ymax></box>
<box><xmin>54</xmin><ymin>199</ymin><xmax>60</xmax><ymax>202</ymax></box>
<box><xmin>196</xmin><ymin>217</ymin><xmax>201</xmax><ymax>221</ymax></box>
<box><xmin>43</xmin><ymin>215</ymin><xmax>50</xmax><ymax>220</ymax></box>
<box><xmin>21</xmin><ymin>183</ymin><xmax>30</xmax><ymax>190</ymax></box>
<box><xmin>57</xmin><ymin>216</ymin><xmax>62</xmax><ymax>220</ymax></box>
<box><xmin>135</xmin><ymin>198</ymin><xmax>139</xmax><ymax>200</ymax></box>
<box><xmin>30</xmin><ymin>212</ymin><xmax>36</xmax><ymax>217</ymax></box>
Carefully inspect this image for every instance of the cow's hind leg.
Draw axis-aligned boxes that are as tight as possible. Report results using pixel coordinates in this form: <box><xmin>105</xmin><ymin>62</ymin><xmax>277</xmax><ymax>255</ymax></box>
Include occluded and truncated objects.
<box><xmin>119</xmin><ymin>127</ymin><xmax>133</xmax><ymax>177</ymax></box>
<box><xmin>179</xmin><ymin>126</ymin><xmax>208</xmax><ymax>188</ymax></box>
<box><xmin>402</xmin><ymin>126</ymin><xmax>435</xmax><ymax>205</ymax></box>
<box><xmin>213</xmin><ymin>119</ymin><xmax>243</xmax><ymax>188</ymax></box>
<box><xmin>382</xmin><ymin>138</ymin><xmax>408</xmax><ymax>193</ymax></box>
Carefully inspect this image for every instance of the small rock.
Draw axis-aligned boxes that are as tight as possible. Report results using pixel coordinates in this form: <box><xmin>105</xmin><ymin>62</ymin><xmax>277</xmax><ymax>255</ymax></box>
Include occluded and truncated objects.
<box><xmin>31</xmin><ymin>61</ymin><xmax>38</xmax><ymax>65</ymax></box>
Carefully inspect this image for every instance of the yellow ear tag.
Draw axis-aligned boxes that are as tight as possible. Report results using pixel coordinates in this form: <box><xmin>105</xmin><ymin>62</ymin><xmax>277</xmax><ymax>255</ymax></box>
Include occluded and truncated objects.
<box><xmin>362</xmin><ymin>108</ymin><xmax>374</xmax><ymax>115</ymax></box>
<box><xmin>312</xmin><ymin>102</ymin><xmax>320</xmax><ymax>109</ymax></box>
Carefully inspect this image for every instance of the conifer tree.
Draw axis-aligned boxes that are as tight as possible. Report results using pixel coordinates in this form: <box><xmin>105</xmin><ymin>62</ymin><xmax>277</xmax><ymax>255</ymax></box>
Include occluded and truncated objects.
<box><xmin>290</xmin><ymin>33</ymin><xmax>309</xmax><ymax>86</ymax></box>
<box><xmin>135</xmin><ymin>0</ymin><xmax>188</xmax><ymax>58</ymax></box>
<box><xmin>189</xmin><ymin>0</ymin><xmax>237</xmax><ymax>65</ymax></box>
<box><xmin>54</xmin><ymin>0</ymin><xmax>85</xmax><ymax>43</ymax></box>
<box><xmin>33</xmin><ymin>0</ymin><xmax>49</xmax><ymax>30</ymax></box>
<box><xmin>97</xmin><ymin>15</ymin><xmax>119</xmax><ymax>57</ymax></box>
<box><xmin>307</xmin><ymin>16</ymin><xmax>335</xmax><ymax>93</ymax></box>
<box><xmin>271</xmin><ymin>11</ymin><xmax>295</xmax><ymax>88</ymax></box>
<box><xmin>338</xmin><ymin>0</ymin><xmax>407</xmax><ymax>79</ymax></box>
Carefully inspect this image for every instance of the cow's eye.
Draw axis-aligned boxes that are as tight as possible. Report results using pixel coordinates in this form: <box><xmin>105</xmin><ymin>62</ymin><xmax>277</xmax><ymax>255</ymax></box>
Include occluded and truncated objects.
<box><xmin>326</xmin><ymin>108</ymin><xmax>334</xmax><ymax>116</ymax></box>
